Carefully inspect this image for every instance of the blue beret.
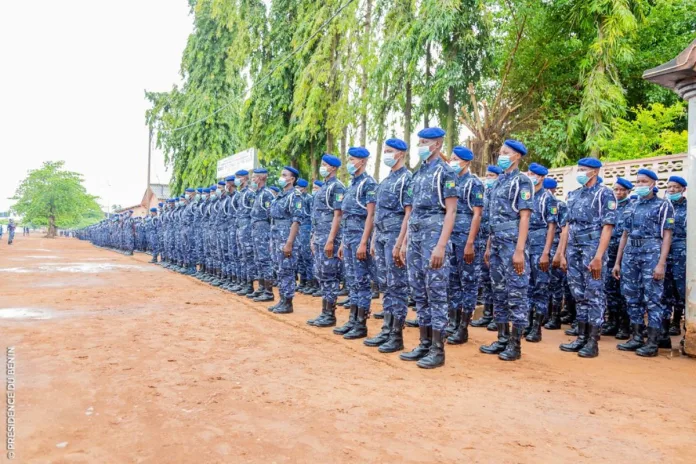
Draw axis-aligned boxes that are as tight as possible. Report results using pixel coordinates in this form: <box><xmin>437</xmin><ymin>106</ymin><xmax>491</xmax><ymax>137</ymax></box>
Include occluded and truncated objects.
<box><xmin>322</xmin><ymin>154</ymin><xmax>341</xmax><ymax>167</ymax></box>
<box><xmin>217</xmin><ymin>180</ymin><xmax>225</xmax><ymax>186</ymax></box>
<box><xmin>615</xmin><ymin>177</ymin><xmax>633</xmax><ymax>190</ymax></box>
<box><xmin>179</xmin><ymin>195</ymin><xmax>185</xmax><ymax>199</ymax></box>
<box><xmin>167</xmin><ymin>198</ymin><xmax>175</xmax><ymax>203</ymax></box>
<box><xmin>347</xmin><ymin>146</ymin><xmax>370</xmax><ymax>158</ymax></box>
<box><xmin>637</xmin><ymin>168</ymin><xmax>658</xmax><ymax>181</ymax></box>
<box><xmin>185</xmin><ymin>188</ymin><xmax>195</xmax><ymax>193</ymax></box>
<box><xmin>269</xmin><ymin>186</ymin><xmax>280</xmax><ymax>193</ymax></box>
<box><xmin>236</xmin><ymin>169</ymin><xmax>249</xmax><ymax>176</ymax></box>
<box><xmin>196</xmin><ymin>188</ymin><xmax>203</xmax><ymax>193</ymax></box>
<box><xmin>529</xmin><ymin>163</ymin><xmax>548</xmax><ymax>176</ymax></box>
<box><xmin>385</xmin><ymin>138</ymin><xmax>408</xmax><ymax>151</ymax></box>
<box><xmin>253</xmin><ymin>168</ymin><xmax>268</xmax><ymax>174</ymax></box>
<box><xmin>158</xmin><ymin>202</ymin><xmax>163</xmax><ymax>207</ymax></box>
<box><xmin>578</xmin><ymin>157</ymin><xmax>602</xmax><ymax>169</ymax></box>
<box><xmin>668</xmin><ymin>176</ymin><xmax>687</xmax><ymax>187</ymax></box>
<box><xmin>225</xmin><ymin>176</ymin><xmax>235</xmax><ymax>182</ymax></box>
<box><xmin>203</xmin><ymin>188</ymin><xmax>211</xmax><ymax>193</ymax></box>
<box><xmin>129</xmin><ymin>210</ymin><xmax>134</xmax><ymax>213</ymax></box>
<box><xmin>487</xmin><ymin>165</ymin><xmax>503</xmax><ymax>175</ymax></box>
<box><xmin>313</xmin><ymin>180</ymin><xmax>324</xmax><ymax>187</ymax></box>
<box><xmin>504</xmin><ymin>139</ymin><xmax>527</xmax><ymax>156</ymax></box>
<box><xmin>297</xmin><ymin>178</ymin><xmax>308</xmax><ymax>188</ymax></box>
<box><xmin>150</xmin><ymin>207</ymin><xmax>157</xmax><ymax>212</ymax></box>
<box><xmin>417</xmin><ymin>127</ymin><xmax>446</xmax><ymax>139</ymax></box>
<box><xmin>210</xmin><ymin>185</ymin><xmax>218</xmax><ymax>190</ymax></box>
<box><xmin>283</xmin><ymin>166</ymin><xmax>300</xmax><ymax>177</ymax></box>
<box><xmin>543</xmin><ymin>178</ymin><xmax>557</xmax><ymax>189</ymax></box>
<box><xmin>452</xmin><ymin>146</ymin><xmax>474</xmax><ymax>161</ymax></box>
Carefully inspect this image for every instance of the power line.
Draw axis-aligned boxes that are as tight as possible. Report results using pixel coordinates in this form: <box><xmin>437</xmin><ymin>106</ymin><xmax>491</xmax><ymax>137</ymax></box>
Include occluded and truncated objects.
<box><xmin>160</xmin><ymin>0</ymin><xmax>356</xmax><ymax>134</ymax></box>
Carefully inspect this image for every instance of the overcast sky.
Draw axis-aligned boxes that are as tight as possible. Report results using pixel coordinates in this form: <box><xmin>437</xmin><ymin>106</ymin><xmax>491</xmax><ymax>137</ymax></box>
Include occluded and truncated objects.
<box><xmin>0</xmin><ymin>1</ymin><xmax>192</xmax><ymax>212</ymax></box>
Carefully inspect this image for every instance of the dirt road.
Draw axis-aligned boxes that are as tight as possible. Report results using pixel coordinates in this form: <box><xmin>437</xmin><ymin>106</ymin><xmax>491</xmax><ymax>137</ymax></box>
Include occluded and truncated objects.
<box><xmin>1</xmin><ymin>236</ymin><xmax>695</xmax><ymax>463</ymax></box>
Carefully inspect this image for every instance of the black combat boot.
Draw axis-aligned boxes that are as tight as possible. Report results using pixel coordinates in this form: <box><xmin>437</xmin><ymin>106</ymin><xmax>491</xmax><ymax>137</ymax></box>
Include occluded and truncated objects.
<box><xmin>525</xmin><ymin>312</ymin><xmax>544</xmax><ymax>343</ymax></box>
<box><xmin>337</xmin><ymin>281</ymin><xmax>348</xmax><ymax>296</ymax></box>
<box><xmin>447</xmin><ymin>312</ymin><xmax>471</xmax><ymax>345</ymax></box>
<box><xmin>311</xmin><ymin>286</ymin><xmax>323</xmax><ymax>297</ymax></box>
<box><xmin>364</xmin><ymin>313</ymin><xmax>392</xmax><ymax>346</ymax></box>
<box><xmin>236</xmin><ymin>279</ymin><xmax>253</xmax><ymax>296</ymax></box>
<box><xmin>246</xmin><ymin>279</ymin><xmax>263</xmax><ymax>299</ymax></box>
<box><xmin>408</xmin><ymin>296</ymin><xmax>416</xmax><ymax>307</ymax></box>
<box><xmin>480</xmin><ymin>323</ymin><xmax>510</xmax><ymax>355</ymax></box>
<box><xmin>373</xmin><ymin>311</ymin><xmax>384</xmax><ymax>320</ymax></box>
<box><xmin>565</xmin><ymin>321</ymin><xmax>578</xmax><ymax>336</ymax></box>
<box><xmin>296</xmin><ymin>278</ymin><xmax>307</xmax><ymax>294</ymax></box>
<box><xmin>228</xmin><ymin>276</ymin><xmax>241</xmax><ymax>292</ymax></box>
<box><xmin>417</xmin><ymin>330</ymin><xmax>445</xmax><ymax>369</ymax></box>
<box><xmin>334</xmin><ymin>305</ymin><xmax>357</xmax><ymax>335</ymax></box>
<box><xmin>544</xmin><ymin>300</ymin><xmax>562</xmax><ymax>330</ymax></box>
<box><xmin>371</xmin><ymin>282</ymin><xmax>380</xmax><ymax>300</ymax></box>
<box><xmin>560</xmin><ymin>297</ymin><xmax>576</xmax><ymax>324</ymax></box>
<box><xmin>338</xmin><ymin>296</ymin><xmax>351</xmax><ymax>307</ymax></box>
<box><xmin>523</xmin><ymin>309</ymin><xmax>534</xmax><ymax>337</ymax></box>
<box><xmin>600</xmin><ymin>311</ymin><xmax>618</xmax><ymax>336</ymax></box>
<box><xmin>499</xmin><ymin>326</ymin><xmax>522</xmax><ymax>361</ymax></box>
<box><xmin>344</xmin><ymin>307</ymin><xmax>368</xmax><ymax>340</ymax></box>
<box><xmin>636</xmin><ymin>326</ymin><xmax>660</xmax><ymax>357</ymax></box>
<box><xmin>578</xmin><ymin>324</ymin><xmax>600</xmax><ymax>358</ymax></box>
<box><xmin>254</xmin><ymin>280</ymin><xmax>275</xmax><ymax>302</ymax></box>
<box><xmin>379</xmin><ymin>317</ymin><xmax>405</xmax><ymax>353</ymax></box>
<box><xmin>399</xmin><ymin>326</ymin><xmax>432</xmax><ymax>361</ymax></box>
<box><xmin>445</xmin><ymin>308</ymin><xmax>461</xmax><ymax>336</ymax></box>
<box><xmin>314</xmin><ymin>300</ymin><xmax>337</xmax><ymax>328</ymax></box>
<box><xmin>560</xmin><ymin>321</ymin><xmax>588</xmax><ymax>352</ymax></box>
<box><xmin>471</xmin><ymin>303</ymin><xmax>493</xmax><ymax>328</ymax></box>
<box><xmin>658</xmin><ymin>318</ymin><xmax>672</xmax><ymax>349</ymax></box>
<box><xmin>617</xmin><ymin>324</ymin><xmax>644</xmax><ymax>351</ymax></box>
<box><xmin>486</xmin><ymin>319</ymin><xmax>497</xmax><ymax>331</ymax></box>
<box><xmin>405</xmin><ymin>318</ymin><xmax>419</xmax><ymax>328</ymax></box>
<box><xmin>307</xmin><ymin>299</ymin><xmax>326</xmax><ymax>326</ymax></box>
<box><xmin>615</xmin><ymin>312</ymin><xmax>630</xmax><ymax>339</ymax></box>
<box><xmin>274</xmin><ymin>297</ymin><xmax>294</xmax><ymax>314</ymax></box>
<box><xmin>269</xmin><ymin>296</ymin><xmax>285</xmax><ymax>312</ymax></box>
<box><xmin>670</xmin><ymin>307</ymin><xmax>683</xmax><ymax>336</ymax></box>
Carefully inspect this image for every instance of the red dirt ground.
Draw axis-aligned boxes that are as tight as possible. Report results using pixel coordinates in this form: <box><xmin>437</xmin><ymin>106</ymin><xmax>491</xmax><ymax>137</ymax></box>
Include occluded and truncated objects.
<box><xmin>1</xmin><ymin>235</ymin><xmax>695</xmax><ymax>463</ymax></box>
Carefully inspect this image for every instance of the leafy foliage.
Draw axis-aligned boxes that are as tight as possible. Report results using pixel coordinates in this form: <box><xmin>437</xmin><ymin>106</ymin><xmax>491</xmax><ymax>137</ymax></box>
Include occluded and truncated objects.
<box><xmin>10</xmin><ymin>161</ymin><xmax>102</xmax><ymax>236</ymax></box>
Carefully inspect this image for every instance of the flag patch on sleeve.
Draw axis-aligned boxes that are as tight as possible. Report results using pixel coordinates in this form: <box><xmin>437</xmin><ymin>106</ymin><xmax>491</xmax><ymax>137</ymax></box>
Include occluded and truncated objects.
<box><xmin>607</xmin><ymin>201</ymin><xmax>616</xmax><ymax>210</ymax></box>
<box><xmin>521</xmin><ymin>190</ymin><xmax>531</xmax><ymax>200</ymax></box>
<box><xmin>667</xmin><ymin>218</ymin><xmax>675</xmax><ymax>224</ymax></box>
<box><xmin>335</xmin><ymin>193</ymin><xmax>344</xmax><ymax>202</ymax></box>
<box><xmin>445</xmin><ymin>180</ymin><xmax>455</xmax><ymax>189</ymax></box>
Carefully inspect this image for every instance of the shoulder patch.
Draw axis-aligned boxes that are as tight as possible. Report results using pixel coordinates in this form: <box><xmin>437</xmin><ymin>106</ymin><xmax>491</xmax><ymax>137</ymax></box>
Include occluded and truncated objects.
<box><xmin>445</xmin><ymin>180</ymin><xmax>455</xmax><ymax>189</ymax></box>
<box><xmin>521</xmin><ymin>190</ymin><xmax>531</xmax><ymax>200</ymax></box>
<box><xmin>667</xmin><ymin>218</ymin><xmax>675</xmax><ymax>224</ymax></box>
<box><xmin>265</xmin><ymin>201</ymin><xmax>270</xmax><ymax>208</ymax></box>
<box><xmin>475</xmin><ymin>192</ymin><xmax>483</xmax><ymax>199</ymax></box>
<box><xmin>407</xmin><ymin>187</ymin><xmax>413</xmax><ymax>195</ymax></box>
<box><xmin>550</xmin><ymin>206</ymin><xmax>558</xmax><ymax>214</ymax></box>
<box><xmin>607</xmin><ymin>200</ymin><xmax>616</xmax><ymax>210</ymax></box>
<box><xmin>295</xmin><ymin>200</ymin><xmax>303</xmax><ymax>210</ymax></box>
<box><xmin>335</xmin><ymin>193</ymin><xmax>344</xmax><ymax>202</ymax></box>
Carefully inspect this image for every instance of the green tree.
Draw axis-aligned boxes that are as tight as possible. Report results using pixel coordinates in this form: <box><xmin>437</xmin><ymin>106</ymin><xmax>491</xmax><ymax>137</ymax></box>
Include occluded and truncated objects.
<box><xmin>10</xmin><ymin>161</ymin><xmax>102</xmax><ymax>238</ymax></box>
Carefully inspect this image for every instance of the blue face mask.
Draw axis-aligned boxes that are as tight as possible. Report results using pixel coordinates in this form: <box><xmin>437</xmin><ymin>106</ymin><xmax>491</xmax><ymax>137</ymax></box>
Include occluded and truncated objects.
<box><xmin>383</xmin><ymin>153</ymin><xmax>398</xmax><ymax>167</ymax></box>
<box><xmin>531</xmin><ymin>177</ymin><xmax>539</xmax><ymax>186</ymax></box>
<box><xmin>418</xmin><ymin>146</ymin><xmax>432</xmax><ymax>161</ymax></box>
<box><xmin>668</xmin><ymin>192</ymin><xmax>683</xmax><ymax>201</ymax></box>
<box><xmin>635</xmin><ymin>186</ymin><xmax>651</xmax><ymax>197</ymax></box>
<box><xmin>347</xmin><ymin>162</ymin><xmax>358</xmax><ymax>176</ymax></box>
<box><xmin>211</xmin><ymin>191</ymin><xmax>218</xmax><ymax>199</ymax></box>
<box><xmin>195</xmin><ymin>194</ymin><xmax>201</xmax><ymax>201</ymax></box>
<box><xmin>448</xmin><ymin>160</ymin><xmax>462</xmax><ymax>174</ymax></box>
<box><xmin>485</xmin><ymin>178</ymin><xmax>496</xmax><ymax>188</ymax></box>
<box><xmin>617</xmin><ymin>196</ymin><xmax>629</xmax><ymax>203</ymax></box>
<box><xmin>278</xmin><ymin>177</ymin><xmax>288</xmax><ymax>188</ymax></box>
<box><xmin>577</xmin><ymin>173</ymin><xmax>590</xmax><ymax>186</ymax></box>
<box><xmin>497</xmin><ymin>155</ymin><xmax>511</xmax><ymax>170</ymax></box>
<box><xmin>249</xmin><ymin>182</ymin><xmax>258</xmax><ymax>190</ymax></box>
<box><xmin>319</xmin><ymin>166</ymin><xmax>330</xmax><ymax>178</ymax></box>
<box><xmin>234</xmin><ymin>179</ymin><xmax>242</xmax><ymax>187</ymax></box>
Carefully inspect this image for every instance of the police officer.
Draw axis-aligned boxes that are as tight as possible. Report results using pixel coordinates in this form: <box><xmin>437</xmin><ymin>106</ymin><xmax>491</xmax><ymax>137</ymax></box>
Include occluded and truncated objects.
<box><xmin>445</xmin><ymin>146</ymin><xmax>483</xmax><ymax>345</ymax></box>
<box><xmin>295</xmin><ymin>179</ymin><xmax>315</xmax><ymax>294</ymax></box>
<box><xmin>524</xmin><ymin>163</ymin><xmax>558</xmax><ymax>343</ymax></box>
<box><xmin>612</xmin><ymin>169</ymin><xmax>674</xmax><ymax>357</ymax></box>
<box><xmin>267</xmin><ymin>166</ymin><xmax>304</xmax><ymax>314</ymax></box>
<box><xmin>248</xmin><ymin>168</ymin><xmax>275</xmax><ymax>302</ymax></box>
<box><xmin>399</xmin><ymin>127</ymin><xmax>457</xmax><ymax>369</ymax></box>
<box><xmin>333</xmin><ymin>147</ymin><xmax>377</xmax><ymax>340</ymax></box>
<box><xmin>307</xmin><ymin>155</ymin><xmax>345</xmax><ymax>327</ymax></box>
<box><xmin>234</xmin><ymin>170</ymin><xmax>257</xmax><ymax>296</ymax></box>
<box><xmin>602</xmin><ymin>177</ymin><xmax>633</xmax><ymax>337</ymax></box>
<box><xmin>481</xmin><ymin>140</ymin><xmax>533</xmax><ymax>362</ymax></box>
<box><xmin>471</xmin><ymin>165</ymin><xmax>502</xmax><ymax>330</ymax></box>
<box><xmin>546</xmin><ymin>178</ymin><xmax>568</xmax><ymax>330</ymax></box>
<box><xmin>363</xmin><ymin>139</ymin><xmax>412</xmax><ymax>352</ymax></box>
<box><xmin>559</xmin><ymin>158</ymin><xmax>616</xmax><ymax>358</ymax></box>
<box><xmin>664</xmin><ymin>176</ymin><xmax>686</xmax><ymax>338</ymax></box>
<box><xmin>222</xmin><ymin>176</ymin><xmax>239</xmax><ymax>291</ymax></box>
<box><xmin>148</xmin><ymin>207</ymin><xmax>160</xmax><ymax>263</ymax></box>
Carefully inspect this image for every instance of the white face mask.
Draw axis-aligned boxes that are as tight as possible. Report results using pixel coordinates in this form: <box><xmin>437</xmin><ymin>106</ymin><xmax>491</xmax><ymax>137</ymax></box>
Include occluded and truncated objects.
<box><xmin>383</xmin><ymin>152</ymin><xmax>398</xmax><ymax>167</ymax></box>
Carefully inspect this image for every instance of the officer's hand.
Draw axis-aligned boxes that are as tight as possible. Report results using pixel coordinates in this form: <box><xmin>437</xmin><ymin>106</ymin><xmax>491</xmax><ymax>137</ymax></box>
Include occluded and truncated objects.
<box><xmin>560</xmin><ymin>255</ymin><xmax>568</xmax><ymax>273</ymax></box>
<box><xmin>283</xmin><ymin>242</ymin><xmax>292</xmax><ymax>258</ymax></box>
<box><xmin>512</xmin><ymin>249</ymin><xmax>524</xmax><ymax>275</ymax></box>
<box><xmin>539</xmin><ymin>252</ymin><xmax>550</xmax><ymax>272</ymax></box>
<box><xmin>324</xmin><ymin>241</ymin><xmax>334</xmax><ymax>258</ymax></box>
<box><xmin>311</xmin><ymin>242</ymin><xmax>315</xmax><ymax>255</ymax></box>
<box><xmin>464</xmin><ymin>242</ymin><xmax>475</xmax><ymax>265</ymax></box>
<box><xmin>484</xmin><ymin>247</ymin><xmax>490</xmax><ymax>266</ymax></box>
<box><xmin>552</xmin><ymin>252</ymin><xmax>561</xmax><ymax>269</ymax></box>
<box><xmin>392</xmin><ymin>245</ymin><xmax>403</xmax><ymax>267</ymax></box>
<box><xmin>336</xmin><ymin>244</ymin><xmax>343</xmax><ymax>260</ymax></box>
<box><xmin>430</xmin><ymin>244</ymin><xmax>445</xmax><ymax>269</ymax></box>
<box><xmin>587</xmin><ymin>256</ymin><xmax>602</xmax><ymax>280</ymax></box>
<box><xmin>357</xmin><ymin>242</ymin><xmax>367</xmax><ymax>261</ymax></box>
<box><xmin>612</xmin><ymin>265</ymin><xmax>621</xmax><ymax>280</ymax></box>
<box><xmin>370</xmin><ymin>241</ymin><xmax>376</xmax><ymax>258</ymax></box>
<box><xmin>399</xmin><ymin>245</ymin><xmax>407</xmax><ymax>267</ymax></box>
<box><xmin>653</xmin><ymin>263</ymin><xmax>665</xmax><ymax>281</ymax></box>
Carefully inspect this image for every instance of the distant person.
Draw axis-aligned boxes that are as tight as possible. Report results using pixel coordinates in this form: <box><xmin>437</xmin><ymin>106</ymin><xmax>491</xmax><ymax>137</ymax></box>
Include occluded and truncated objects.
<box><xmin>7</xmin><ymin>219</ymin><xmax>16</xmax><ymax>245</ymax></box>
<box><xmin>0</xmin><ymin>224</ymin><xmax>3</xmax><ymax>239</ymax></box>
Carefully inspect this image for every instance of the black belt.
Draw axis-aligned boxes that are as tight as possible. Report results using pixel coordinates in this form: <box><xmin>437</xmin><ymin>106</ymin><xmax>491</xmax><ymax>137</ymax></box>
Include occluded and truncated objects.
<box><xmin>491</xmin><ymin>220</ymin><xmax>518</xmax><ymax>233</ymax></box>
<box><xmin>376</xmin><ymin>215</ymin><xmax>405</xmax><ymax>232</ymax></box>
<box><xmin>573</xmin><ymin>231</ymin><xmax>601</xmax><ymax>243</ymax></box>
<box><xmin>628</xmin><ymin>237</ymin><xmax>661</xmax><ymax>247</ymax></box>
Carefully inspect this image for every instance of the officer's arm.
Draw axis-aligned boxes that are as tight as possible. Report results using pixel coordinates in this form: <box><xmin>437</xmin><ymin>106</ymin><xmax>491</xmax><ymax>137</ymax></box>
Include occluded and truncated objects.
<box><xmin>613</xmin><ymin>230</ymin><xmax>628</xmax><ymax>278</ymax></box>
<box><xmin>543</xmin><ymin>222</ymin><xmax>556</xmax><ymax>257</ymax></box>
<box><xmin>466</xmin><ymin>206</ymin><xmax>483</xmax><ymax>248</ymax></box>
<box><xmin>328</xmin><ymin>210</ymin><xmax>342</xmax><ymax>243</ymax></box>
<box><xmin>594</xmin><ymin>224</ymin><xmax>614</xmax><ymax>262</ymax></box>
<box><xmin>397</xmin><ymin>205</ymin><xmax>412</xmax><ymax>250</ymax></box>
<box><xmin>657</xmin><ymin>229</ymin><xmax>672</xmax><ymax>274</ymax></box>
<box><xmin>360</xmin><ymin>203</ymin><xmax>375</xmax><ymax>249</ymax></box>
<box><xmin>516</xmin><ymin>209</ymin><xmax>531</xmax><ymax>254</ymax></box>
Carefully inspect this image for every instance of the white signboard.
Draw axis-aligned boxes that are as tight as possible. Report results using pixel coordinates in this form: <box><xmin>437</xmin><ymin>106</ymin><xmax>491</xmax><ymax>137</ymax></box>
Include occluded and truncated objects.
<box><xmin>217</xmin><ymin>148</ymin><xmax>258</xmax><ymax>179</ymax></box>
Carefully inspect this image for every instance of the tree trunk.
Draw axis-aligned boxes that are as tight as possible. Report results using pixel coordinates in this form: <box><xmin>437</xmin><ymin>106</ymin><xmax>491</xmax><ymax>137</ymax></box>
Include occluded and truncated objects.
<box><xmin>374</xmin><ymin>85</ymin><xmax>389</xmax><ymax>181</ymax></box>
<box><xmin>424</xmin><ymin>42</ymin><xmax>431</xmax><ymax>128</ymax></box>
<box><xmin>47</xmin><ymin>215</ymin><xmax>57</xmax><ymax>238</ymax></box>
<box><xmin>446</xmin><ymin>85</ymin><xmax>456</xmax><ymax>154</ymax></box>
<box><xmin>404</xmin><ymin>79</ymin><xmax>412</xmax><ymax>145</ymax></box>
<box><xmin>310</xmin><ymin>140</ymin><xmax>316</xmax><ymax>180</ymax></box>
<box><xmin>359</xmin><ymin>0</ymin><xmax>372</xmax><ymax>147</ymax></box>
<box><xmin>340</xmin><ymin>126</ymin><xmax>348</xmax><ymax>162</ymax></box>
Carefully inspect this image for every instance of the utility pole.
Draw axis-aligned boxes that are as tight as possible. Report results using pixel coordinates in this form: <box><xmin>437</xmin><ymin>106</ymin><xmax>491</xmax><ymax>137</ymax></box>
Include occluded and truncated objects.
<box><xmin>147</xmin><ymin>126</ymin><xmax>153</xmax><ymax>189</ymax></box>
<box><xmin>643</xmin><ymin>39</ymin><xmax>696</xmax><ymax>357</ymax></box>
